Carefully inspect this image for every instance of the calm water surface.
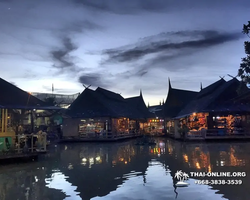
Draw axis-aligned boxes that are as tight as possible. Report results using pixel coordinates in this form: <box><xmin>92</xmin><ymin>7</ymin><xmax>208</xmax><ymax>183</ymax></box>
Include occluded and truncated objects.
<box><xmin>0</xmin><ymin>138</ymin><xmax>250</xmax><ymax>200</ymax></box>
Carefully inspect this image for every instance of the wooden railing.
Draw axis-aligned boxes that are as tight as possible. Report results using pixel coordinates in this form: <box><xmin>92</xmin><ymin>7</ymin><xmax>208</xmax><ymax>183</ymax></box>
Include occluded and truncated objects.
<box><xmin>78</xmin><ymin>131</ymin><xmax>141</xmax><ymax>139</ymax></box>
<box><xmin>0</xmin><ymin>133</ymin><xmax>47</xmax><ymax>154</ymax></box>
<box><xmin>187</xmin><ymin>129</ymin><xmax>205</xmax><ymax>138</ymax></box>
<box><xmin>16</xmin><ymin>133</ymin><xmax>47</xmax><ymax>153</ymax></box>
<box><xmin>186</xmin><ymin>128</ymin><xmax>250</xmax><ymax>138</ymax></box>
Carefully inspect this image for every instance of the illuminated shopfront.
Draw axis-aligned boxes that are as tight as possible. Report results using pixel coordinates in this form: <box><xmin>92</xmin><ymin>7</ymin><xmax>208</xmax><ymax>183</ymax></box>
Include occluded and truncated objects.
<box><xmin>179</xmin><ymin>112</ymin><xmax>249</xmax><ymax>137</ymax></box>
<box><xmin>166</xmin><ymin>120</ymin><xmax>175</xmax><ymax>135</ymax></box>
<box><xmin>116</xmin><ymin>118</ymin><xmax>129</xmax><ymax>133</ymax></box>
<box><xmin>78</xmin><ymin>117</ymin><xmax>139</xmax><ymax>136</ymax></box>
<box><xmin>146</xmin><ymin>118</ymin><xmax>165</xmax><ymax>135</ymax></box>
<box><xmin>187</xmin><ymin>112</ymin><xmax>208</xmax><ymax>130</ymax></box>
<box><xmin>78</xmin><ymin>118</ymin><xmax>108</xmax><ymax>136</ymax></box>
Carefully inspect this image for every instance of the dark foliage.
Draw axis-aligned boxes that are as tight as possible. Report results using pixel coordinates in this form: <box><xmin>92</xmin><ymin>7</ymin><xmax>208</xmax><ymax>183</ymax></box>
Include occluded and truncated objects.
<box><xmin>238</xmin><ymin>21</ymin><xmax>250</xmax><ymax>84</ymax></box>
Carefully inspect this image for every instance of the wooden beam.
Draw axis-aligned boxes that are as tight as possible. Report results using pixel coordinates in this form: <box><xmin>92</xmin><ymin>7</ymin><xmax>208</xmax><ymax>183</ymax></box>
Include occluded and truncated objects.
<box><xmin>82</xmin><ymin>84</ymin><xmax>91</xmax><ymax>89</ymax></box>
<box><xmin>227</xmin><ymin>74</ymin><xmax>237</xmax><ymax>78</ymax></box>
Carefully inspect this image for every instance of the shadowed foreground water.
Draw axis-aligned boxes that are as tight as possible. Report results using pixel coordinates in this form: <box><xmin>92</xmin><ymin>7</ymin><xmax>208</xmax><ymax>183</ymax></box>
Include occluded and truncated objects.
<box><xmin>0</xmin><ymin>138</ymin><xmax>250</xmax><ymax>200</ymax></box>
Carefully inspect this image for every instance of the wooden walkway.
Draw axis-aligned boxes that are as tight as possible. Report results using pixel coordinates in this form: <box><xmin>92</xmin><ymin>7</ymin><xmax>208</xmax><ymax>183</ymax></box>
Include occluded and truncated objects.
<box><xmin>165</xmin><ymin>133</ymin><xmax>250</xmax><ymax>141</ymax></box>
<box><xmin>59</xmin><ymin>134</ymin><xmax>142</xmax><ymax>143</ymax></box>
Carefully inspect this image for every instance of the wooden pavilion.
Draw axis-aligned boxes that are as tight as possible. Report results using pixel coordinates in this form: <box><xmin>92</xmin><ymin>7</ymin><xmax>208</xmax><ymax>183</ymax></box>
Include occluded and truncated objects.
<box><xmin>174</xmin><ymin>78</ymin><xmax>250</xmax><ymax>140</ymax></box>
<box><xmin>162</xmin><ymin>78</ymin><xmax>198</xmax><ymax>136</ymax></box>
<box><xmin>63</xmin><ymin>87</ymin><xmax>152</xmax><ymax>139</ymax></box>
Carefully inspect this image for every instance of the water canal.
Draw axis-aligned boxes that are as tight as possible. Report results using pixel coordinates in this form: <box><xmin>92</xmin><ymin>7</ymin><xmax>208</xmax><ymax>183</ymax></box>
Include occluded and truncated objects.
<box><xmin>0</xmin><ymin>138</ymin><xmax>249</xmax><ymax>200</ymax></box>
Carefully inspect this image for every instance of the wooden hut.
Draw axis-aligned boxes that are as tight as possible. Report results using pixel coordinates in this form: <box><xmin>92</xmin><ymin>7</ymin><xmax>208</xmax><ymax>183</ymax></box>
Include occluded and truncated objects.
<box><xmin>125</xmin><ymin>90</ymin><xmax>154</xmax><ymax>134</ymax></box>
<box><xmin>64</xmin><ymin>87</ymin><xmax>151</xmax><ymax>139</ymax></box>
<box><xmin>174</xmin><ymin>78</ymin><xmax>250</xmax><ymax>139</ymax></box>
<box><xmin>162</xmin><ymin>78</ymin><xmax>198</xmax><ymax>137</ymax></box>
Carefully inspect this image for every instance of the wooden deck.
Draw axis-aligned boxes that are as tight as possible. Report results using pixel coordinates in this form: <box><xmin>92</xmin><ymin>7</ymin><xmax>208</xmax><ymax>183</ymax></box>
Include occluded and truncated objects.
<box><xmin>205</xmin><ymin>135</ymin><xmax>250</xmax><ymax>140</ymax></box>
<box><xmin>165</xmin><ymin>133</ymin><xmax>250</xmax><ymax>141</ymax></box>
<box><xmin>59</xmin><ymin>134</ymin><xmax>142</xmax><ymax>143</ymax></box>
<box><xmin>0</xmin><ymin>153</ymin><xmax>39</xmax><ymax>164</ymax></box>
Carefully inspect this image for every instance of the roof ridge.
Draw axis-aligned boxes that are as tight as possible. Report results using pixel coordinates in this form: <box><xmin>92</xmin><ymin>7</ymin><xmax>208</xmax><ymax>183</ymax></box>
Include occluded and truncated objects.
<box><xmin>171</xmin><ymin>88</ymin><xmax>199</xmax><ymax>93</ymax></box>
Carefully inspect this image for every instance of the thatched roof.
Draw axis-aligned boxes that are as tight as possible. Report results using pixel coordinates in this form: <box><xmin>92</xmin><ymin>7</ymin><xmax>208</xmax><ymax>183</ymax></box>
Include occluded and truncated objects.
<box><xmin>68</xmin><ymin>87</ymin><xmax>151</xmax><ymax>119</ymax></box>
<box><xmin>125</xmin><ymin>91</ymin><xmax>154</xmax><ymax>119</ymax></box>
<box><xmin>162</xmin><ymin>79</ymin><xmax>198</xmax><ymax>118</ymax></box>
<box><xmin>176</xmin><ymin>78</ymin><xmax>250</xmax><ymax>118</ymax></box>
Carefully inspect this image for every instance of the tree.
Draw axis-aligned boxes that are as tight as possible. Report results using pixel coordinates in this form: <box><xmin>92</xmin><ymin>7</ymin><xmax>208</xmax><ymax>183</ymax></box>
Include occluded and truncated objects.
<box><xmin>238</xmin><ymin>21</ymin><xmax>250</xmax><ymax>84</ymax></box>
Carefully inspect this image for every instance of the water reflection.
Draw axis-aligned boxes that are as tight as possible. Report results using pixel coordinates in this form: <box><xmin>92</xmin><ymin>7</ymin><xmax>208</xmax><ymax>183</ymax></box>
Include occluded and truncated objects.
<box><xmin>45</xmin><ymin>172</ymin><xmax>80</xmax><ymax>200</ymax></box>
<box><xmin>0</xmin><ymin>139</ymin><xmax>249</xmax><ymax>200</ymax></box>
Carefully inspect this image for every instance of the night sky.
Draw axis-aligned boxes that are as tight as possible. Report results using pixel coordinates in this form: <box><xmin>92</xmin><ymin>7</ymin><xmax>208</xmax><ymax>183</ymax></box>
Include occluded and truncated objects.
<box><xmin>0</xmin><ymin>0</ymin><xmax>249</xmax><ymax>105</ymax></box>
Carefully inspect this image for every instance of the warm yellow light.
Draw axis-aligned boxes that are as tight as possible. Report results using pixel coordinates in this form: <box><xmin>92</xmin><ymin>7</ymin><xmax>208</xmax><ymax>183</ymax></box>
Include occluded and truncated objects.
<box><xmin>196</xmin><ymin>162</ymin><xmax>201</xmax><ymax>169</ymax></box>
<box><xmin>82</xmin><ymin>158</ymin><xmax>87</xmax><ymax>162</ymax></box>
<box><xmin>193</xmin><ymin>112</ymin><xmax>196</xmax><ymax>116</ymax></box>
<box><xmin>208</xmin><ymin>165</ymin><xmax>211</xmax><ymax>172</ymax></box>
<box><xmin>7</xmin><ymin>116</ymin><xmax>10</xmax><ymax>119</ymax></box>
<box><xmin>183</xmin><ymin>154</ymin><xmax>188</xmax><ymax>162</ymax></box>
<box><xmin>124</xmin><ymin>161</ymin><xmax>127</xmax><ymax>164</ymax></box>
<box><xmin>96</xmin><ymin>156</ymin><xmax>100</xmax><ymax>161</ymax></box>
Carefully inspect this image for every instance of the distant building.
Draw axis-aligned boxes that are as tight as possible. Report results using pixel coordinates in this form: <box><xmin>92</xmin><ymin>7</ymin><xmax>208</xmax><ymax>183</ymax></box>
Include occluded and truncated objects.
<box><xmin>31</xmin><ymin>92</ymin><xmax>80</xmax><ymax>108</ymax></box>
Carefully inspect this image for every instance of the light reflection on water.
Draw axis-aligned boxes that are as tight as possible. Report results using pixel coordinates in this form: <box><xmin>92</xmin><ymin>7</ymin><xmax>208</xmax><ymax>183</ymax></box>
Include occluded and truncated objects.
<box><xmin>45</xmin><ymin>172</ymin><xmax>81</xmax><ymax>200</ymax></box>
<box><xmin>0</xmin><ymin>139</ymin><xmax>249</xmax><ymax>200</ymax></box>
<box><xmin>91</xmin><ymin>160</ymin><xmax>226</xmax><ymax>200</ymax></box>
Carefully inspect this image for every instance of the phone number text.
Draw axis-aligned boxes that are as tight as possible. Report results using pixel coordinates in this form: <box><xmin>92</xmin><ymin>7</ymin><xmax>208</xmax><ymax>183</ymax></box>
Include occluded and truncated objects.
<box><xmin>195</xmin><ymin>179</ymin><xmax>243</xmax><ymax>185</ymax></box>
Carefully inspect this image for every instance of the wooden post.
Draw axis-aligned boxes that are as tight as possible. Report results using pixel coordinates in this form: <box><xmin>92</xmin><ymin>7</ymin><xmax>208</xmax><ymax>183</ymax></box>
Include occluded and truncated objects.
<box><xmin>110</xmin><ymin>118</ymin><xmax>113</xmax><ymax>138</ymax></box>
<box><xmin>31</xmin><ymin>134</ymin><xmax>34</xmax><ymax>152</ymax></box>
<box><xmin>1</xmin><ymin>109</ymin><xmax>5</xmax><ymax>133</ymax></box>
<box><xmin>17</xmin><ymin>135</ymin><xmax>20</xmax><ymax>153</ymax></box>
<box><xmin>174</xmin><ymin>119</ymin><xmax>181</xmax><ymax>139</ymax></box>
<box><xmin>0</xmin><ymin>109</ymin><xmax>2</xmax><ymax>134</ymax></box>
<box><xmin>30</xmin><ymin>110</ymin><xmax>34</xmax><ymax>133</ymax></box>
<box><xmin>44</xmin><ymin>133</ymin><xmax>47</xmax><ymax>151</ymax></box>
<box><xmin>106</xmin><ymin>120</ymin><xmax>108</xmax><ymax>138</ymax></box>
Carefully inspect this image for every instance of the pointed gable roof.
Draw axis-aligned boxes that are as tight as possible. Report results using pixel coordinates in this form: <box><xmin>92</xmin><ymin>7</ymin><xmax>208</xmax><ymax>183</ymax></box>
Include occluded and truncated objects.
<box><xmin>125</xmin><ymin>91</ymin><xmax>154</xmax><ymax>118</ymax></box>
<box><xmin>176</xmin><ymin>78</ymin><xmax>246</xmax><ymax>117</ymax></box>
<box><xmin>0</xmin><ymin>77</ymin><xmax>49</xmax><ymax>109</ymax></box>
<box><xmin>68</xmin><ymin>88</ymin><xmax>114</xmax><ymax>118</ymax></box>
<box><xmin>95</xmin><ymin>87</ymin><xmax>124</xmax><ymax>101</ymax></box>
<box><xmin>68</xmin><ymin>87</ymin><xmax>152</xmax><ymax>119</ymax></box>
<box><xmin>163</xmin><ymin>78</ymin><xmax>198</xmax><ymax>118</ymax></box>
<box><xmin>196</xmin><ymin>78</ymin><xmax>226</xmax><ymax>98</ymax></box>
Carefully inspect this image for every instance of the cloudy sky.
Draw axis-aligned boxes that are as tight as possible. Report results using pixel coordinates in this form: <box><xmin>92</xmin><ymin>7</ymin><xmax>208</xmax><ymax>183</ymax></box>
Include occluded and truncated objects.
<box><xmin>0</xmin><ymin>0</ymin><xmax>249</xmax><ymax>105</ymax></box>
